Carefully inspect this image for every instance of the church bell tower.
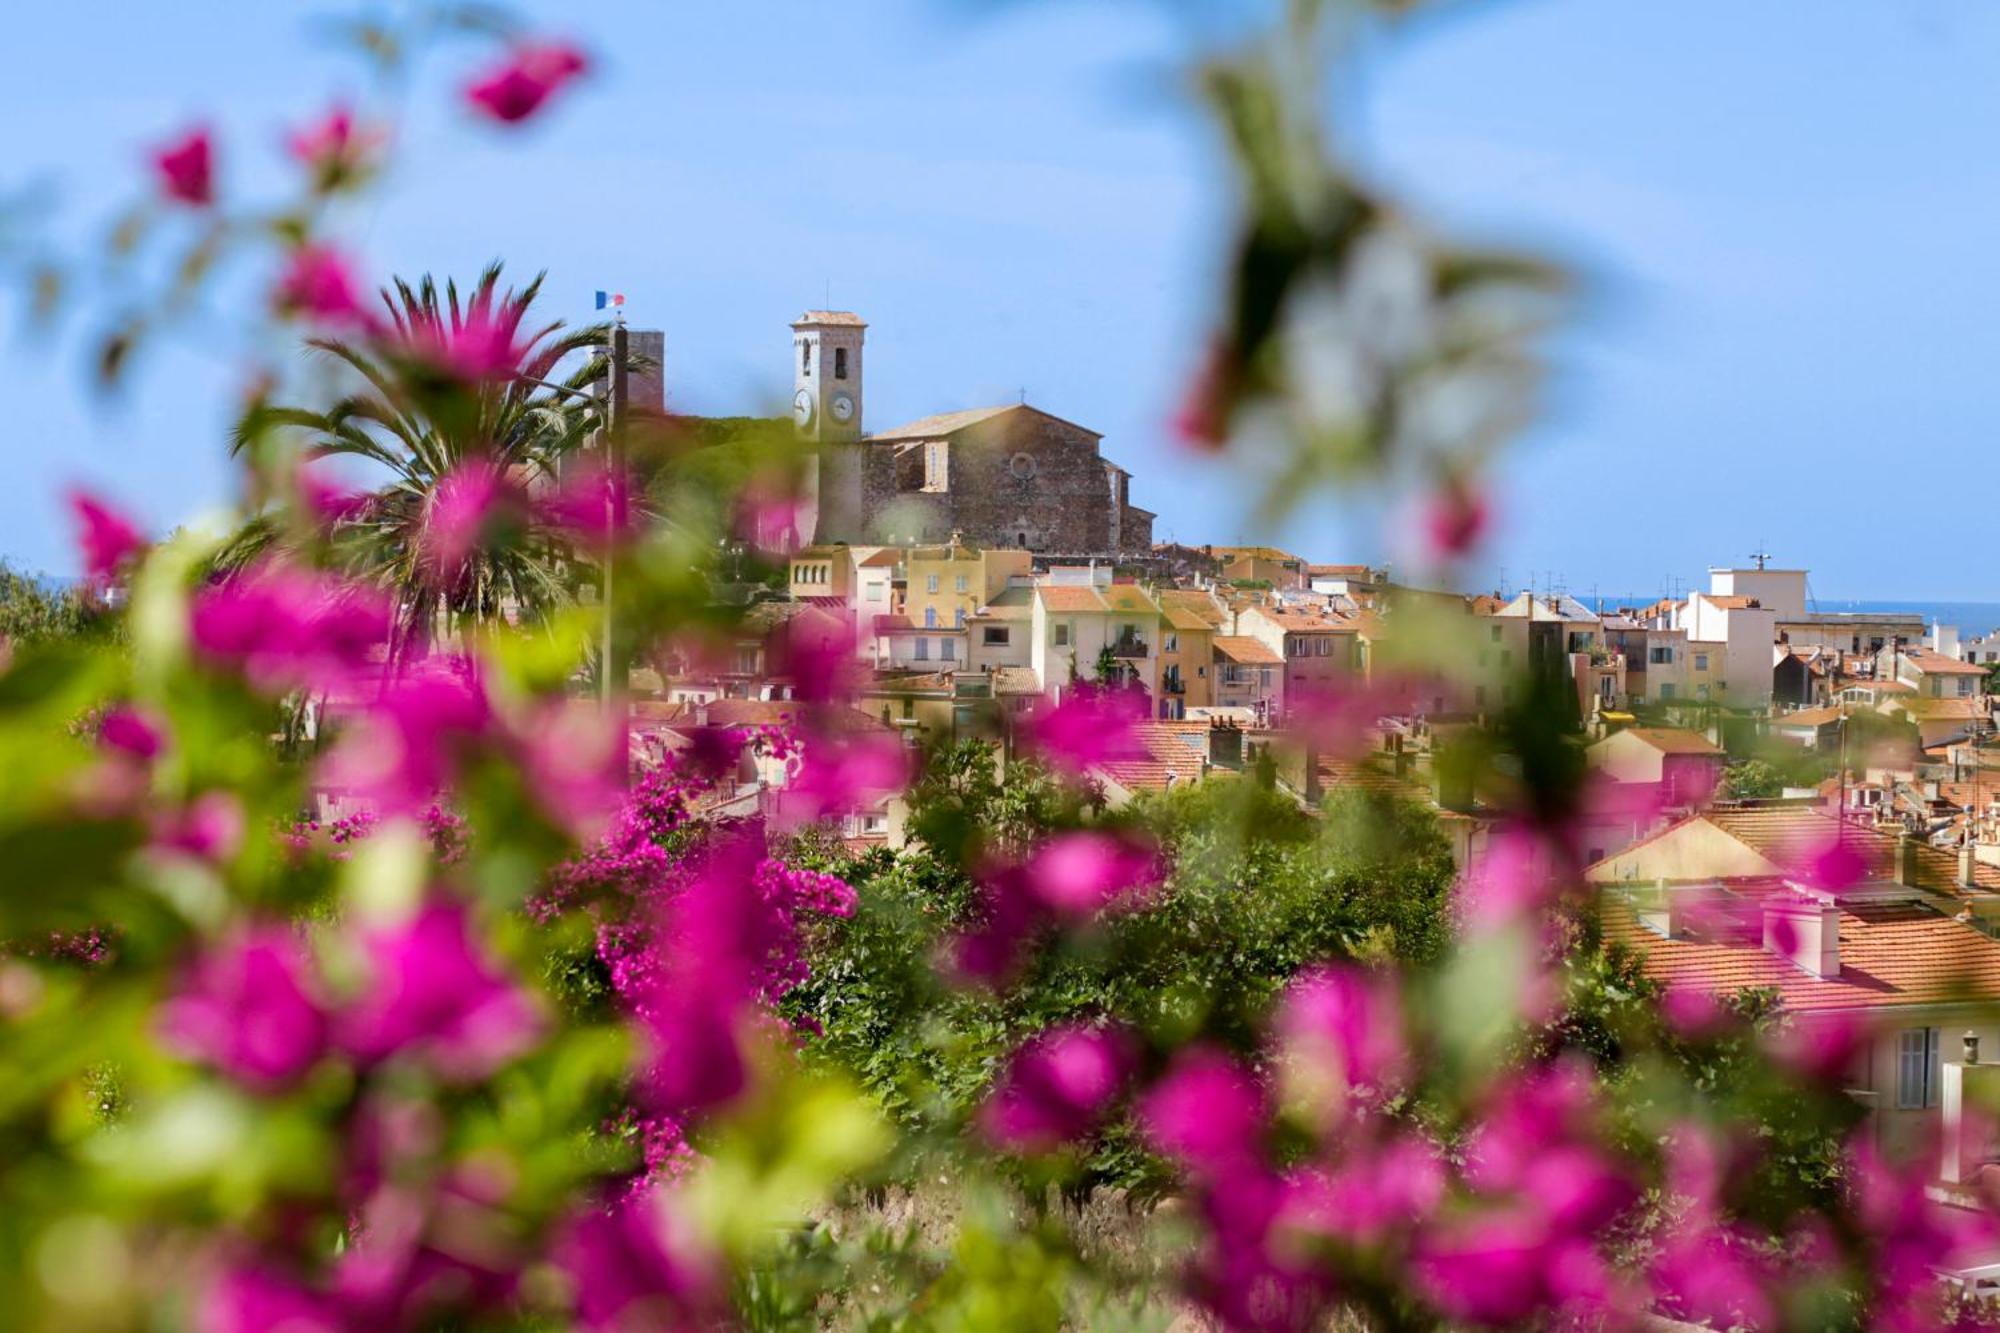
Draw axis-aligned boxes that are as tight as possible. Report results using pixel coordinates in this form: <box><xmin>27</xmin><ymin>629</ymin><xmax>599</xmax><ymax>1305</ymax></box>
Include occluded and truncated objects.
<box><xmin>792</xmin><ymin>310</ymin><xmax>866</xmax><ymax>542</ymax></box>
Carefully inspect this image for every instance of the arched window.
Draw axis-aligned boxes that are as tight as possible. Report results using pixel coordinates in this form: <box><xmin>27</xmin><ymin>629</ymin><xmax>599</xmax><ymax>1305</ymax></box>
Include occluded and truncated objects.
<box><xmin>834</xmin><ymin>347</ymin><xmax>848</xmax><ymax>380</ymax></box>
<box><xmin>801</xmin><ymin>340</ymin><xmax>811</xmax><ymax>375</ymax></box>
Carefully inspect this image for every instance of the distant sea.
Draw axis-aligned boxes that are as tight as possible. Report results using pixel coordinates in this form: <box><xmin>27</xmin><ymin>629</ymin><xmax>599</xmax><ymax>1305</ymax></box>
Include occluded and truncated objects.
<box><xmin>1595</xmin><ymin>595</ymin><xmax>2000</xmax><ymax>636</ymax></box>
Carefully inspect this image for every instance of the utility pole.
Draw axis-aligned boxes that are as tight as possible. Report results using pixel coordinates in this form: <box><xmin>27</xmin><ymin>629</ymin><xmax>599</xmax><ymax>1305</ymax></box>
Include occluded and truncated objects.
<box><xmin>601</xmin><ymin>321</ymin><xmax>630</xmax><ymax>721</ymax></box>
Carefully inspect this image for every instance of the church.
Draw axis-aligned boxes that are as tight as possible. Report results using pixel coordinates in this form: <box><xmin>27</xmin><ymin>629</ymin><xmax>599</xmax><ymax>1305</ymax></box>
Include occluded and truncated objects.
<box><xmin>790</xmin><ymin>311</ymin><xmax>1155</xmax><ymax>558</ymax></box>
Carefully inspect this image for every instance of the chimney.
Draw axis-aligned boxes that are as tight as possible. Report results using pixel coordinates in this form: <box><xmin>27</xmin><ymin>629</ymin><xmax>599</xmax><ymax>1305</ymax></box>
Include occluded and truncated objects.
<box><xmin>1967</xmin><ymin>1031</ymin><xmax>1982</xmax><ymax>1067</ymax></box>
<box><xmin>1764</xmin><ymin>894</ymin><xmax>1841</xmax><ymax>978</ymax></box>
<box><xmin>1962</xmin><ymin>840</ymin><xmax>1979</xmax><ymax>890</ymax></box>
<box><xmin>1895</xmin><ymin>833</ymin><xmax>1919</xmax><ymax>889</ymax></box>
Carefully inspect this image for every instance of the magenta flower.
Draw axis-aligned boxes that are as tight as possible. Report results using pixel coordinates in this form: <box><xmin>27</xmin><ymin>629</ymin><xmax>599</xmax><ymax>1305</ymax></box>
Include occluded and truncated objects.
<box><xmin>770</xmin><ymin>613</ymin><xmax>859</xmax><ymax>705</ymax></box>
<box><xmin>1021</xmin><ymin>687</ymin><xmax>1146</xmax><ymax>777</ymax></box>
<box><xmin>1660</xmin><ymin>978</ymin><xmax>1728</xmax><ymax>1037</ymax></box>
<box><xmin>540</xmin><ymin>459</ymin><xmax>636</xmax><ymax>553</ymax></box>
<box><xmin>297</xmin><ymin>462</ymin><xmax>371</xmax><ymax>526</ymax></box>
<box><xmin>1140</xmin><ymin>1047</ymin><xmax>1265</xmax><ymax>1176</ymax></box>
<box><xmin>1766</xmin><ymin>1010</ymin><xmax>1867</xmax><ymax>1083</ymax></box>
<box><xmin>735</xmin><ymin>478</ymin><xmax>812</xmax><ymax>555</ymax></box>
<box><xmin>339</xmin><ymin>901</ymin><xmax>539</xmax><ymax>1079</ymax></box>
<box><xmin>158</xmin><ymin>926</ymin><xmax>330</xmax><ymax>1091</ymax></box>
<box><xmin>1421</xmin><ymin>473</ymin><xmax>1489</xmax><ymax>559</ymax></box>
<box><xmin>978</xmin><ymin>1024</ymin><xmax>1134</xmax><ymax>1152</ymax></box>
<box><xmin>1020</xmin><ymin>830</ymin><xmax>1159</xmax><ymax>919</ymax></box>
<box><xmin>1170</xmin><ymin>340</ymin><xmax>1235</xmax><ymax>451</ymax></box>
<box><xmin>287</xmin><ymin>103</ymin><xmax>381</xmax><ymax>190</ymax></box>
<box><xmin>152</xmin><ymin>126</ymin><xmax>214</xmax><ymax>206</ymax></box>
<box><xmin>1460</xmin><ymin>823</ymin><xmax>1557</xmax><ymax>927</ymax></box>
<box><xmin>97</xmin><ymin>705</ymin><xmax>163</xmax><ymax>760</ymax></box>
<box><xmin>422</xmin><ymin>459</ymin><xmax>514</xmax><ymax>583</ymax></box>
<box><xmin>465</xmin><ymin>42</ymin><xmax>589</xmax><ymax>125</ymax></box>
<box><xmin>1275</xmin><ymin>964</ymin><xmax>1409</xmax><ymax>1106</ymax></box>
<box><xmin>190</xmin><ymin>563</ymin><xmax>391</xmax><ymax>692</ymax></box>
<box><xmin>1649</xmin><ymin>1227</ymin><xmax>1776</xmax><ymax>1331</ymax></box>
<box><xmin>513</xmin><ymin>699</ymin><xmax>628</xmax><ymax>834</ymax></box>
<box><xmin>152</xmin><ymin>790</ymin><xmax>246</xmax><ymax>863</ymax></box>
<box><xmin>1281</xmin><ymin>1134</ymin><xmax>1444</xmax><ymax>1248</ymax></box>
<box><xmin>199</xmin><ymin>1262</ymin><xmax>336</xmax><ymax>1333</ymax></box>
<box><xmin>781</xmin><ymin>729</ymin><xmax>910</xmax><ymax>821</ymax></box>
<box><xmin>1793</xmin><ymin>835</ymin><xmax>1868</xmax><ymax>893</ymax></box>
<box><xmin>275</xmin><ymin>245</ymin><xmax>370</xmax><ymax>327</ymax></box>
<box><xmin>67</xmin><ymin>487</ymin><xmax>145</xmax><ymax>582</ymax></box>
<box><xmin>556</xmin><ymin>1189</ymin><xmax>720</xmax><ymax>1331</ymax></box>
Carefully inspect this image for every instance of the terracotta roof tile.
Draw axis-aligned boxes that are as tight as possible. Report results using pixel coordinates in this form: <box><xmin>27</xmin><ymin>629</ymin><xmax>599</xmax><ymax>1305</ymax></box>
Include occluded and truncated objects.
<box><xmin>1603</xmin><ymin>895</ymin><xmax>2000</xmax><ymax>1015</ymax></box>
<box><xmin>1214</xmin><ymin>636</ymin><xmax>1283</xmax><ymax>665</ymax></box>
<box><xmin>1616</xmin><ymin>727</ymin><xmax>1725</xmax><ymax>756</ymax></box>
<box><xmin>1037</xmin><ymin>586</ymin><xmax>1108</xmax><ymax>613</ymax></box>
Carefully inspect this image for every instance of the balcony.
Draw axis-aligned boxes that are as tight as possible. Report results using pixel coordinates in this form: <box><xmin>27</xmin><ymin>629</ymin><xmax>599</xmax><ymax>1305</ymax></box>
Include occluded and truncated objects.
<box><xmin>1108</xmin><ymin>635</ymin><xmax>1151</xmax><ymax>658</ymax></box>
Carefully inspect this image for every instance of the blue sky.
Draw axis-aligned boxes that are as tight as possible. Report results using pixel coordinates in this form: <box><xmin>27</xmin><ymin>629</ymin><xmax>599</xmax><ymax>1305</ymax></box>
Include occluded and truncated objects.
<box><xmin>4</xmin><ymin>1</ymin><xmax>1998</xmax><ymax>601</ymax></box>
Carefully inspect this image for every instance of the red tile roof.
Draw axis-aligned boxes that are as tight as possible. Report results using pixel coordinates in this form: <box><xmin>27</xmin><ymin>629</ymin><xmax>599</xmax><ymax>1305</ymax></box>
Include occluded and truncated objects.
<box><xmin>1604</xmin><ymin>894</ymin><xmax>2000</xmax><ymax>1015</ymax></box>
<box><xmin>1614</xmin><ymin>727</ymin><xmax>1725</xmax><ymax>756</ymax></box>
<box><xmin>1214</xmin><ymin>636</ymin><xmax>1283</xmax><ymax>665</ymax></box>
<box><xmin>1037</xmin><ymin>586</ymin><xmax>1109</xmax><ymax>613</ymax></box>
<box><xmin>1088</xmin><ymin>721</ymin><xmax>1211</xmax><ymax>793</ymax></box>
<box><xmin>1903</xmin><ymin>649</ymin><xmax>1988</xmax><ymax>676</ymax></box>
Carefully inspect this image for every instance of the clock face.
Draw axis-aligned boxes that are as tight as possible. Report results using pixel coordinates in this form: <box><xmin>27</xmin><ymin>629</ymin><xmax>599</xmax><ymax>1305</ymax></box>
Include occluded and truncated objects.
<box><xmin>792</xmin><ymin>389</ymin><xmax>815</xmax><ymax>427</ymax></box>
<box><xmin>830</xmin><ymin>392</ymin><xmax>856</xmax><ymax>424</ymax></box>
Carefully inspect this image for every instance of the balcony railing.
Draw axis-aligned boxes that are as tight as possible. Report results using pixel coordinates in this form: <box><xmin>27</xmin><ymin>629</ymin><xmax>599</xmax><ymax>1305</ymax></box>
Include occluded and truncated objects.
<box><xmin>1108</xmin><ymin>636</ymin><xmax>1150</xmax><ymax>658</ymax></box>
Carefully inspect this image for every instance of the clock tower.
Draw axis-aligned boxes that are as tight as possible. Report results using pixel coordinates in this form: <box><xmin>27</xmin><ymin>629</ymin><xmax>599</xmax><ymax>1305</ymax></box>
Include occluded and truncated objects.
<box><xmin>791</xmin><ymin>310</ymin><xmax>867</xmax><ymax>542</ymax></box>
<box><xmin>791</xmin><ymin>310</ymin><xmax>865</xmax><ymax>443</ymax></box>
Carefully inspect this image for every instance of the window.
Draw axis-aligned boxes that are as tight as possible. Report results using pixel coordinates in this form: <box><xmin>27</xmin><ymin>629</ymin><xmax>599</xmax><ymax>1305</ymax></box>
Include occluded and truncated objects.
<box><xmin>1490</xmin><ymin>625</ymin><xmax>1502</xmax><ymax>642</ymax></box>
<box><xmin>1054</xmin><ymin>624</ymin><xmax>1070</xmax><ymax>647</ymax></box>
<box><xmin>926</xmin><ymin>575</ymin><xmax>940</xmax><ymax>594</ymax></box>
<box><xmin>954</xmin><ymin>609</ymin><xmax>965</xmax><ymax>628</ymax></box>
<box><xmin>1659</xmin><ymin>682</ymin><xmax>1676</xmax><ymax>700</ymax></box>
<box><xmin>902</xmin><ymin>698</ymin><xmax>914</xmax><ymax>720</ymax></box>
<box><xmin>924</xmin><ymin>608</ymin><xmax>937</xmax><ymax>628</ymax></box>
<box><xmin>1898</xmin><ymin>1028</ymin><xmax>1940</xmax><ymax>1109</ymax></box>
<box><xmin>801</xmin><ymin>340</ymin><xmax>811</xmax><ymax>375</ymax></box>
<box><xmin>1316</xmin><ymin>638</ymin><xmax>1331</xmax><ymax>656</ymax></box>
<box><xmin>1694</xmin><ymin>653</ymin><xmax>1710</xmax><ymax>672</ymax></box>
<box><xmin>983</xmin><ymin>627</ymin><xmax>1010</xmax><ymax>647</ymax></box>
<box><xmin>834</xmin><ymin>346</ymin><xmax>848</xmax><ymax>380</ymax></box>
<box><xmin>1649</xmin><ymin>646</ymin><xmax>1674</xmax><ymax>665</ymax></box>
<box><xmin>914</xmin><ymin>638</ymin><xmax>929</xmax><ymax>661</ymax></box>
<box><xmin>1165</xmin><ymin>632</ymin><xmax>1179</xmax><ymax>653</ymax></box>
<box><xmin>1197</xmin><ymin>665</ymin><xmax>1205</xmax><ymax>678</ymax></box>
<box><xmin>942</xmin><ymin>638</ymin><xmax>956</xmax><ymax>662</ymax></box>
<box><xmin>954</xmin><ymin>574</ymin><xmax>968</xmax><ymax>593</ymax></box>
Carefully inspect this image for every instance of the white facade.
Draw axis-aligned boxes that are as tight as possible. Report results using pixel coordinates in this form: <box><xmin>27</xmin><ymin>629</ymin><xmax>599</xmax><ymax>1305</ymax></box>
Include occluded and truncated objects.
<box><xmin>1708</xmin><ymin>567</ymin><xmax>1807</xmax><ymax>620</ymax></box>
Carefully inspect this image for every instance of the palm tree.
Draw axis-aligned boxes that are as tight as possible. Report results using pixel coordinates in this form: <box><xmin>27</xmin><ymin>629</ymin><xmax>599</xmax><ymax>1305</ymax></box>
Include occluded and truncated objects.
<box><xmin>230</xmin><ymin>263</ymin><xmax>622</xmax><ymax>668</ymax></box>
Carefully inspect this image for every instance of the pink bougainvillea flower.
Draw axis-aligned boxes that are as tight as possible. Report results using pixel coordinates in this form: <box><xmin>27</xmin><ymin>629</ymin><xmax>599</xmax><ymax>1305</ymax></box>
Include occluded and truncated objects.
<box><xmin>978</xmin><ymin>1024</ymin><xmax>1134</xmax><ymax>1152</ymax></box>
<box><xmin>735</xmin><ymin>478</ymin><xmax>811</xmax><ymax>555</ymax></box>
<box><xmin>781</xmin><ymin>729</ymin><xmax>910</xmax><ymax>821</ymax></box>
<box><xmin>152</xmin><ymin>790</ymin><xmax>246</xmax><ymax>863</ymax></box>
<box><xmin>422</xmin><ymin>458</ymin><xmax>516</xmax><ymax>583</ymax></box>
<box><xmin>1660</xmin><ymin>978</ymin><xmax>1728</xmax><ymax>1037</ymax></box>
<box><xmin>1140</xmin><ymin>1046</ymin><xmax>1266</xmax><ymax>1176</ymax></box>
<box><xmin>339</xmin><ymin>900</ymin><xmax>540</xmax><ymax>1079</ymax></box>
<box><xmin>297</xmin><ymin>462</ymin><xmax>371</xmax><ymax>526</ymax></box>
<box><xmin>190</xmin><ymin>562</ymin><xmax>391</xmax><ymax>692</ymax></box>
<box><xmin>1460</xmin><ymin>822</ymin><xmax>1558</xmax><ymax>928</ymax></box>
<box><xmin>274</xmin><ymin>245</ymin><xmax>370</xmax><ymax>327</ymax></box>
<box><xmin>322</xmin><ymin>658</ymin><xmax>491</xmax><ymax>815</ymax></box>
<box><xmin>465</xmin><ymin>41</ymin><xmax>589</xmax><ymax>125</ymax></box>
<box><xmin>556</xmin><ymin>1188</ymin><xmax>721</xmax><ymax>1331</ymax></box>
<box><xmin>286</xmin><ymin>103</ymin><xmax>381</xmax><ymax>190</ymax></box>
<box><xmin>1793</xmin><ymin>835</ymin><xmax>1868</xmax><ymax>893</ymax></box>
<box><xmin>769</xmin><ymin>612</ymin><xmax>859</xmax><ymax>704</ymax></box>
<box><xmin>1280</xmin><ymin>1133</ymin><xmax>1445</xmax><ymax>1249</ymax></box>
<box><xmin>97</xmin><ymin>705</ymin><xmax>163</xmax><ymax>761</ymax></box>
<box><xmin>152</xmin><ymin>126</ymin><xmax>214</xmax><ymax>206</ymax></box>
<box><xmin>1765</xmin><ymin>1009</ymin><xmax>1867</xmax><ymax>1083</ymax></box>
<box><xmin>1171</xmin><ymin>340</ymin><xmax>1235</xmax><ymax>451</ymax></box>
<box><xmin>540</xmin><ymin>459</ymin><xmax>636</xmax><ymax>553</ymax></box>
<box><xmin>1421</xmin><ymin>472</ymin><xmax>1489</xmax><ymax>560</ymax></box>
<box><xmin>513</xmin><ymin>698</ymin><xmax>628</xmax><ymax>835</ymax></box>
<box><xmin>1648</xmin><ymin>1226</ymin><xmax>1776</xmax><ymax>1331</ymax></box>
<box><xmin>67</xmin><ymin>488</ymin><xmax>145</xmax><ymax>582</ymax></box>
<box><xmin>158</xmin><ymin>925</ymin><xmax>330</xmax><ymax>1091</ymax></box>
<box><xmin>1275</xmin><ymin>963</ymin><xmax>1409</xmax><ymax>1109</ymax></box>
<box><xmin>1019</xmin><ymin>830</ymin><xmax>1160</xmax><ymax>919</ymax></box>
<box><xmin>199</xmin><ymin>1262</ymin><xmax>337</xmax><ymax>1333</ymax></box>
<box><xmin>1020</xmin><ymin>687</ymin><xmax>1147</xmax><ymax>777</ymax></box>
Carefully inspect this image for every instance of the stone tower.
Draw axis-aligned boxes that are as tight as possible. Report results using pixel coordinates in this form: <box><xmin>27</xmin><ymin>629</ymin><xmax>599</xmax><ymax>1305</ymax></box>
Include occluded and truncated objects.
<box><xmin>792</xmin><ymin>311</ymin><xmax>866</xmax><ymax>543</ymax></box>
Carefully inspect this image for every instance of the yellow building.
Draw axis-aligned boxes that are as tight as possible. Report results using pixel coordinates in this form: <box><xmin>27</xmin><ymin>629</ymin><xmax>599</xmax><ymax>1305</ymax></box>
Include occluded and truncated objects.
<box><xmin>787</xmin><ymin>544</ymin><xmax>853</xmax><ymax>602</ymax></box>
<box><xmin>902</xmin><ymin>538</ymin><xmax>1033</xmax><ymax>642</ymax></box>
<box><xmin>1157</xmin><ymin>588</ymin><xmax>1226</xmax><ymax>716</ymax></box>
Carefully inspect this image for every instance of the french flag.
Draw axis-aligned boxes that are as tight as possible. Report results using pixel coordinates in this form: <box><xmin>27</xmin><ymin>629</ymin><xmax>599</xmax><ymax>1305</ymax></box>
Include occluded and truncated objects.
<box><xmin>594</xmin><ymin>291</ymin><xmax>624</xmax><ymax>311</ymax></box>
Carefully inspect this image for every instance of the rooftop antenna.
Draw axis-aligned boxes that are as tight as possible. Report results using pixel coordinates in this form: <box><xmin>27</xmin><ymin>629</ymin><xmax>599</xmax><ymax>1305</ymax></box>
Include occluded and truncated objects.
<box><xmin>1751</xmin><ymin>541</ymin><xmax>1772</xmax><ymax>571</ymax></box>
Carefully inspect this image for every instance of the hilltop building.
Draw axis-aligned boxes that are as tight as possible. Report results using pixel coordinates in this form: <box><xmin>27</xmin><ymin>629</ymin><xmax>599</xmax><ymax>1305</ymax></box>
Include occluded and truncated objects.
<box><xmin>791</xmin><ymin>311</ymin><xmax>1154</xmax><ymax>559</ymax></box>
